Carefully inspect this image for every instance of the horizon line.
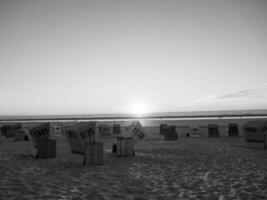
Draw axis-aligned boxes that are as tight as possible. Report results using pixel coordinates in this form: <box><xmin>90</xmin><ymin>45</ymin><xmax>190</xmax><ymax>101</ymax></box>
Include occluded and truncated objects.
<box><xmin>1</xmin><ymin>109</ymin><xmax>267</xmax><ymax>122</ymax></box>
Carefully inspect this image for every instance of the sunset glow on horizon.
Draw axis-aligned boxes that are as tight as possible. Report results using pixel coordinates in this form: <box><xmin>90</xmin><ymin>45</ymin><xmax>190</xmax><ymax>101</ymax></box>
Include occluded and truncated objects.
<box><xmin>129</xmin><ymin>101</ymin><xmax>150</xmax><ymax>116</ymax></box>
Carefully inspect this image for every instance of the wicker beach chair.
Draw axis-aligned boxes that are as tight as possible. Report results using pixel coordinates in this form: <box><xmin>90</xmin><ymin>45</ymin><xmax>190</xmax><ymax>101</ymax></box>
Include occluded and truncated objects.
<box><xmin>113</xmin><ymin>121</ymin><xmax>146</xmax><ymax>156</ymax></box>
<box><xmin>28</xmin><ymin>123</ymin><xmax>56</xmax><ymax>158</ymax></box>
<box><xmin>208</xmin><ymin>124</ymin><xmax>220</xmax><ymax>137</ymax></box>
<box><xmin>160</xmin><ymin>125</ymin><xmax>178</xmax><ymax>140</ymax></box>
<box><xmin>65</xmin><ymin>122</ymin><xmax>103</xmax><ymax>165</ymax></box>
<box><xmin>243</xmin><ymin>120</ymin><xmax>267</xmax><ymax>149</ymax></box>
<box><xmin>228</xmin><ymin>123</ymin><xmax>239</xmax><ymax>136</ymax></box>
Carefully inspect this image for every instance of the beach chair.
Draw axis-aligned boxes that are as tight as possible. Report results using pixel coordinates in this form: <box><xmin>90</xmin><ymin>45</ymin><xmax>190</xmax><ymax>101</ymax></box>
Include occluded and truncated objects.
<box><xmin>115</xmin><ymin>136</ymin><xmax>134</xmax><ymax>157</ymax></box>
<box><xmin>1</xmin><ymin>125</ymin><xmax>16</xmax><ymax>138</ymax></box>
<box><xmin>113</xmin><ymin>121</ymin><xmax>146</xmax><ymax>156</ymax></box>
<box><xmin>28</xmin><ymin>123</ymin><xmax>56</xmax><ymax>158</ymax></box>
<box><xmin>208</xmin><ymin>124</ymin><xmax>220</xmax><ymax>137</ymax></box>
<box><xmin>160</xmin><ymin>124</ymin><xmax>178</xmax><ymax>140</ymax></box>
<box><xmin>13</xmin><ymin>124</ymin><xmax>28</xmax><ymax>141</ymax></box>
<box><xmin>65</xmin><ymin>122</ymin><xmax>103</xmax><ymax>165</ymax></box>
<box><xmin>243</xmin><ymin>120</ymin><xmax>267</xmax><ymax>149</ymax></box>
<box><xmin>160</xmin><ymin>124</ymin><xmax>168</xmax><ymax>135</ymax></box>
<box><xmin>163</xmin><ymin>125</ymin><xmax>178</xmax><ymax>140</ymax></box>
<box><xmin>228</xmin><ymin>123</ymin><xmax>239</xmax><ymax>136</ymax></box>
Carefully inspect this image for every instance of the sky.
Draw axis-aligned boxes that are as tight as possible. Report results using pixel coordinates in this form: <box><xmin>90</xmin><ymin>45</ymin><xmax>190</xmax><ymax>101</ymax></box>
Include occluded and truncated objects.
<box><xmin>0</xmin><ymin>0</ymin><xmax>266</xmax><ymax>116</ymax></box>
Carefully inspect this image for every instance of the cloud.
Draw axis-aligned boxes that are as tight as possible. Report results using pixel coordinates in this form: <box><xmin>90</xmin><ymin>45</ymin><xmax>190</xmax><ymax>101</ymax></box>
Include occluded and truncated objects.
<box><xmin>217</xmin><ymin>90</ymin><xmax>252</xmax><ymax>99</ymax></box>
<box><xmin>215</xmin><ymin>83</ymin><xmax>267</xmax><ymax>100</ymax></box>
<box><xmin>187</xmin><ymin>83</ymin><xmax>267</xmax><ymax>110</ymax></box>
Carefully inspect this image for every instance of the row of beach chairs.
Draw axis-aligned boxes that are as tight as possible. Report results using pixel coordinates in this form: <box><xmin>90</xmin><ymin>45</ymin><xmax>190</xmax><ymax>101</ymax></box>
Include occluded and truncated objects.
<box><xmin>159</xmin><ymin>121</ymin><xmax>267</xmax><ymax>149</ymax></box>
<box><xmin>1</xmin><ymin>120</ymin><xmax>266</xmax><ymax>160</ymax></box>
<box><xmin>8</xmin><ymin>121</ymin><xmax>146</xmax><ymax>165</ymax></box>
<box><xmin>159</xmin><ymin>123</ymin><xmax>240</xmax><ymax>139</ymax></box>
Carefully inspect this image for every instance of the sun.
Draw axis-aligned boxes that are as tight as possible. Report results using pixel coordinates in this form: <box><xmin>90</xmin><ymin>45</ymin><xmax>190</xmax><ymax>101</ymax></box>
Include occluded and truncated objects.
<box><xmin>130</xmin><ymin>101</ymin><xmax>149</xmax><ymax>116</ymax></box>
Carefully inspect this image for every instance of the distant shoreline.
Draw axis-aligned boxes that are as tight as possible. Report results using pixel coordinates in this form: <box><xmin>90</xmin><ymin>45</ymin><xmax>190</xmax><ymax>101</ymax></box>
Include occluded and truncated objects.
<box><xmin>1</xmin><ymin>113</ymin><xmax>267</xmax><ymax>123</ymax></box>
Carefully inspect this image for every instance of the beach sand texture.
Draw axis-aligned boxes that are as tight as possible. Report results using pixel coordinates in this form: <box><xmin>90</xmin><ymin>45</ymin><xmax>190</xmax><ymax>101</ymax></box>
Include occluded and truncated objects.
<box><xmin>0</xmin><ymin>120</ymin><xmax>267</xmax><ymax>200</ymax></box>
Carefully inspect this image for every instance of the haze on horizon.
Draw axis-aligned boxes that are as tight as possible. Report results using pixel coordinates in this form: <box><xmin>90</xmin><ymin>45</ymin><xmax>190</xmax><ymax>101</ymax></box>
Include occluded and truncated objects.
<box><xmin>0</xmin><ymin>0</ymin><xmax>266</xmax><ymax>116</ymax></box>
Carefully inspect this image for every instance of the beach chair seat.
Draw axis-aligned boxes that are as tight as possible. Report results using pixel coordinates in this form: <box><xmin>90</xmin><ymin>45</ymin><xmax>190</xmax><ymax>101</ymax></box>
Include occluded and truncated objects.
<box><xmin>115</xmin><ymin>136</ymin><xmax>134</xmax><ymax>157</ymax></box>
<box><xmin>35</xmin><ymin>139</ymin><xmax>56</xmax><ymax>158</ymax></box>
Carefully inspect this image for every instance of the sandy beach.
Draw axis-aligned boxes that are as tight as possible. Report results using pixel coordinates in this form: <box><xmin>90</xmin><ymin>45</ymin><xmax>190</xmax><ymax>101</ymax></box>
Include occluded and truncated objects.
<box><xmin>0</xmin><ymin>122</ymin><xmax>267</xmax><ymax>200</ymax></box>
<box><xmin>1</xmin><ymin>0</ymin><xmax>267</xmax><ymax>199</ymax></box>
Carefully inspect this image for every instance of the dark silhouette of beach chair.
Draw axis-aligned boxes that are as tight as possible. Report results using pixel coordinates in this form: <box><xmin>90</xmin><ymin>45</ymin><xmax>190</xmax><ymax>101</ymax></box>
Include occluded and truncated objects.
<box><xmin>243</xmin><ymin>120</ymin><xmax>267</xmax><ymax>149</ymax></box>
<box><xmin>228</xmin><ymin>123</ymin><xmax>239</xmax><ymax>136</ymax></box>
<box><xmin>208</xmin><ymin>124</ymin><xmax>220</xmax><ymax>137</ymax></box>
<box><xmin>13</xmin><ymin>124</ymin><xmax>29</xmax><ymax>141</ymax></box>
<box><xmin>0</xmin><ymin>123</ymin><xmax>26</xmax><ymax>141</ymax></box>
<box><xmin>1</xmin><ymin>124</ymin><xmax>17</xmax><ymax>138</ymax></box>
<box><xmin>65</xmin><ymin>122</ymin><xmax>103</xmax><ymax>165</ymax></box>
<box><xmin>160</xmin><ymin>124</ymin><xmax>168</xmax><ymax>135</ymax></box>
<box><xmin>28</xmin><ymin>123</ymin><xmax>56</xmax><ymax>159</ymax></box>
<box><xmin>113</xmin><ymin>121</ymin><xmax>145</xmax><ymax>156</ymax></box>
<box><xmin>160</xmin><ymin>125</ymin><xmax>178</xmax><ymax>140</ymax></box>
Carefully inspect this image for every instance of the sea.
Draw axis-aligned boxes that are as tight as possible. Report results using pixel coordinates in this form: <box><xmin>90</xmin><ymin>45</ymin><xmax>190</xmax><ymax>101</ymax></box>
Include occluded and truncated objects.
<box><xmin>0</xmin><ymin>109</ymin><xmax>267</xmax><ymax>126</ymax></box>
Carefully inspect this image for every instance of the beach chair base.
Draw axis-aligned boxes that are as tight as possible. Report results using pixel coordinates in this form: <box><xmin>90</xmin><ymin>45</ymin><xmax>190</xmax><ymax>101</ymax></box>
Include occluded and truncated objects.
<box><xmin>69</xmin><ymin>153</ymin><xmax>85</xmax><ymax>164</ymax></box>
<box><xmin>35</xmin><ymin>139</ymin><xmax>56</xmax><ymax>159</ymax></box>
<box><xmin>245</xmin><ymin>132</ymin><xmax>267</xmax><ymax>150</ymax></box>
<box><xmin>116</xmin><ymin>137</ymin><xmax>135</xmax><ymax>157</ymax></box>
<box><xmin>85</xmin><ymin>142</ymin><xmax>103</xmax><ymax>165</ymax></box>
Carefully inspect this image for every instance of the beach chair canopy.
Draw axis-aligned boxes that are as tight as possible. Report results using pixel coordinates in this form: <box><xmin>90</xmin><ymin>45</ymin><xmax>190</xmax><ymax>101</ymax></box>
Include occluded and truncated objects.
<box><xmin>122</xmin><ymin>121</ymin><xmax>146</xmax><ymax>141</ymax></box>
<box><xmin>28</xmin><ymin>123</ymin><xmax>50</xmax><ymax>147</ymax></box>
